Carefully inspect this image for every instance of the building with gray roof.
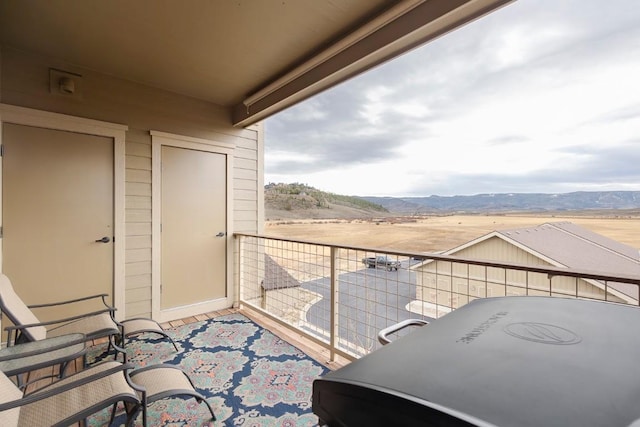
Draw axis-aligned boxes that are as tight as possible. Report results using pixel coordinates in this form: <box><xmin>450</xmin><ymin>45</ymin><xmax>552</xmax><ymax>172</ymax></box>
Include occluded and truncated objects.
<box><xmin>410</xmin><ymin>222</ymin><xmax>640</xmax><ymax>317</ymax></box>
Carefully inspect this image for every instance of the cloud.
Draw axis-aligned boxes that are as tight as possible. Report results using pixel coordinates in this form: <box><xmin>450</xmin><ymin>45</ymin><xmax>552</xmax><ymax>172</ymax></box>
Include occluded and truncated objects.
<box><xmin>264</xmin><ymin>0</ymin><xmax>640</xmax><ymax>197</ymax></box>
<box><xmin>485</xmin><ymin>135</ymin><xmax>531</xmax><ymax>146</ymax></box>
<box><xmin>405</xmin><ymin>140</ymin><xmax>640</xmax><ymax>196</ymax></box>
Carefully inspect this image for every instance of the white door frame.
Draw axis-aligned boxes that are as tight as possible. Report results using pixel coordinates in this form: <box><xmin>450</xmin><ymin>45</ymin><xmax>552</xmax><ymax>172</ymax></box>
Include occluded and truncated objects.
<box><xmin>0</xmin><ymin>104</ymin><xmax>127</xmax><ymax>319</ymax></box>
<box><xmin>150</xmin><ymin>131</ymin><xmax>234</xmax><ymax>322</ymax></box>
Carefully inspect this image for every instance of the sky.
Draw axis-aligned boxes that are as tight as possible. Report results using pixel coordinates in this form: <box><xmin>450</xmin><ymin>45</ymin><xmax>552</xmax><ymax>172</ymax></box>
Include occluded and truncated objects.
<box><xmin>264</xmin><ymin>0</ymin><xmax>640</xmax><ymax>198</ymax></box>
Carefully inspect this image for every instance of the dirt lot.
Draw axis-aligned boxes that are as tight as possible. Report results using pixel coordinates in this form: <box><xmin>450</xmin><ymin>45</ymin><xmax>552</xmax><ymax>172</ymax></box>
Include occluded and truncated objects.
<box><xmin>264</xmin><ymin>214</ymin><xmax>640</xmax><ymax>252</ymax></box>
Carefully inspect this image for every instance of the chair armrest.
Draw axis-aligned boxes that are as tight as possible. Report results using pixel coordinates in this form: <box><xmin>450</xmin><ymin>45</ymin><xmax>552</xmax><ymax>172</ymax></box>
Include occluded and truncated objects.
<box><xmin>28</xmin><ymin>293</ymin><xmax>113</xmax><ymax>310</ymax></box>
<box><xmin>3</xmin><ymin>308</ymin><xmax>116</xmax><ymax>333</ymax></box>
<box><xmin>130</xmin><ymin>363</ymin><xmax>186</xmax><ymax>376</ymax></box>
<box><xmin>0</xmin><ymin>362</ymin><xmax>134</xmax><ymax>412</ymax></box>
<box><xmin>0</xmin><ymin>334</ymin><xmax>86</xmax><ymax>363</ymax></box>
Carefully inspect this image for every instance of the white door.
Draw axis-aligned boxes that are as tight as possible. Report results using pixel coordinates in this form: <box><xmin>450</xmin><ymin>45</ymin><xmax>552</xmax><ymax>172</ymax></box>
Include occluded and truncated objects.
<box><xmin>2</xmin><ymin>123</ymin><xmax>114</xmax><ymax>322</ymax></box>
<box><xmin>160</xmin><ymin>145</ymin><xmax>227</xmax><ymax>314</ymax></box>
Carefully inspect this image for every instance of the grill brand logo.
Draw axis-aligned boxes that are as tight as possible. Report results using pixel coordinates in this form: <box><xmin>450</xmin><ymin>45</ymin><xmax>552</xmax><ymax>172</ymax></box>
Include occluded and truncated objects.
<box><xmin>456</xmin><ymin>311</ymin><xmax>508</xmax><ymax>344</ymax></box>
<box><xmin>503</xmin><ymin>322</ymin><xmax>581</xmax><ymax>345</ymax></box>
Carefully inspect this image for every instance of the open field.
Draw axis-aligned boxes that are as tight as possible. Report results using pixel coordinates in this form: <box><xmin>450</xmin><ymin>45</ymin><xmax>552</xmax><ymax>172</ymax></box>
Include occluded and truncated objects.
<box><xmin>264</xmin><ymin>213</ymin><xmax>640</xmax><ymax>253</ymax></box>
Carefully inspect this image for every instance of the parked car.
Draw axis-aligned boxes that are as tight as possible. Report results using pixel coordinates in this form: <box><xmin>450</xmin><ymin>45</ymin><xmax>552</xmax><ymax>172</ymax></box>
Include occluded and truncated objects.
<box><xmin>362</xmin><ymin>256</ymin><xmax>401</xmax><ymax>271</ymax></box>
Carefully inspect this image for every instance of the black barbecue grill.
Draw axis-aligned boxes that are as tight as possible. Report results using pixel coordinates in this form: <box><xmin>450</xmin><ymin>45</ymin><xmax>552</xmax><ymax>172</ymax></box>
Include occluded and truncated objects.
<box><xmin>312</xmin><ymin>296</ymin><xmax>640</xmax><ymax>427</ymax></box>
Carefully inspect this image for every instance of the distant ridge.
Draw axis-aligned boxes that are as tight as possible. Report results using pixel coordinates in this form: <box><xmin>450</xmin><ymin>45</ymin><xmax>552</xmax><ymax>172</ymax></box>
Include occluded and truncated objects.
<box><xmin>361</xmin><ymin>191</ymin><xmax>640</xmax><ymax>214</ymax></box>
<box><xmin>266</xmin><ymin>185</ymin><xmax>640</xmax><ymax>219</ymax></box>
<box><xmin>265</xmin><ymin>183</ymin><xmax>387</xmax><ymax>220</ymax></box>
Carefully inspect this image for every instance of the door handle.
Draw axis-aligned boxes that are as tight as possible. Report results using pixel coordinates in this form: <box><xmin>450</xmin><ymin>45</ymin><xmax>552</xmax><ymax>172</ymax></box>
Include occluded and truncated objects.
<box><xmin>95</xmin><ymin>236</ymin><xmax>111</xmax><ymax>243</ymax></box>
<box><xmin>215</xmin><ymin>232</ymin><xmax>226</xmax><ymax>237</ymax></box>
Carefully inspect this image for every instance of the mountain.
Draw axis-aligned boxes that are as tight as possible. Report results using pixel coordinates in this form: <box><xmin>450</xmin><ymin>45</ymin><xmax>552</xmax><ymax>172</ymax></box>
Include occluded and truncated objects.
<box><xmin>265</xmin><ymin>185</ymin><xmax>640</xmax><ymax>219</ymax></box>
<box><xmin>361</xmin><ymin>191</ymin><xmax>640</xmax><ymax>214</ymax></box>
<box><xmin>265</xmin><ymin>183</ymin><xmax>388</xmax><ymax>219</ymax></box>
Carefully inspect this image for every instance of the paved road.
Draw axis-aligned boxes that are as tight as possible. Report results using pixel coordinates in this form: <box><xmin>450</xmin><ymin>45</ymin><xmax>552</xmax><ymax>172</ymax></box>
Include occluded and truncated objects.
<box><xmin>300</xmin><ymin>260</ymin><xmax>428</xmax><ymax>354</ymax></box>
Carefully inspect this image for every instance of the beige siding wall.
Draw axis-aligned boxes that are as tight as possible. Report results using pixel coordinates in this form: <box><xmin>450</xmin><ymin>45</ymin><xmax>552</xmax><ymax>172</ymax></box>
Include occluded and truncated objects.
<box><xmin>124</xmin><ymin>130</ymin><xmax>153</xmax><ymax>317</ymax></box>
<box><xmin>456</xmin><ymin>237</ymin><xmax>549</xmax><ymax>266</ymax></box>
<box><xmin>233</xmin><ymin>132</ymin><xmax>263</xmax><ymax>233</ymax></box>
<box><xmin>0</xmin><ymin>47</ymin><xmax>263</xmax><ymax>318</ymax></box>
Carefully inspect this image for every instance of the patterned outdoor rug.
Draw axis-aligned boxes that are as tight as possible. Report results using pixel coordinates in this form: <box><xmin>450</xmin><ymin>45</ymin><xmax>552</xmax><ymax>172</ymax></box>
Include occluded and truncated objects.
<box><xmin>87</xmin><ymin>313</ymin><xmax>329</xmax><ymax>426</ymax></box>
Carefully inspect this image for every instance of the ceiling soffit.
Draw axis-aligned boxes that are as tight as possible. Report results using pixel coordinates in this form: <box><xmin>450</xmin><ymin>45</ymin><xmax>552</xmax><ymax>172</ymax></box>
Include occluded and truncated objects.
<box><xmin>0</xmin><ymin>0</ymin><xmax>513</xmax><ymax>127</ymax></box>
<box><xmin>233</xmin><ymin>0</ymin><xmax>514</xmax><ymax>127</ymax></box>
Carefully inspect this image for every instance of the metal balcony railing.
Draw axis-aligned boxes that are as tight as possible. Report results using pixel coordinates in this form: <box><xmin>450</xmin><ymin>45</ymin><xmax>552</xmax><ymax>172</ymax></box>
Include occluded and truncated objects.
<box><xmin>234</xmin><ymin>233</ymin><xmax>640</xmax><ymax>361</ymax></box>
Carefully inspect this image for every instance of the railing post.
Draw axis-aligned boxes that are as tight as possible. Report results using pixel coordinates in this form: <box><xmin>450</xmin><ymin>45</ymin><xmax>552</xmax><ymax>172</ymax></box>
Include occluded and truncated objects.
<box><xmin>435</xmin><ymin>261</ymin><xmax>440</xmax><ymax>317</ymax></box>
<box><xmin>330</xmin><ymin>246</ymin><xmax>338</xmax><ymax>362</ymax></box>
<box><xmin>235</xmin><ymin>235</ymin><xmax>242</xmax><ymax>308</ymax></box>
<box><xmin>449</xmin><ymin>262</ymin><xmax>453</xmax><ymax>308</ymax></box>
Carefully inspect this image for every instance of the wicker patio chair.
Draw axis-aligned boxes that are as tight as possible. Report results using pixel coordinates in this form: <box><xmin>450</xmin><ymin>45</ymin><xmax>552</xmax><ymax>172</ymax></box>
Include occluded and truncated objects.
<box><xmin>0</xmin><ymin>360</ymin><xmax>142</xmax><ymax>427</ymax></box>
<box><xmin>0</xmin><ymin>274</ymin><xmax>177</xmax><ymax>357</ymax></box>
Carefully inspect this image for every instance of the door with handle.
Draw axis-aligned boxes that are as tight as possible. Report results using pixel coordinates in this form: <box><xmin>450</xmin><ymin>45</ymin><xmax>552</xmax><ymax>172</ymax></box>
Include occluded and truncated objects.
<box><xmin>160</xmin><ymin>145</ymin><xmax>227</xmax><ymax>312</ymax></box>
<box><xmin>2</xmin><ymin>124</ymin><xmax>114</xmax><ymax>322</ymax></box>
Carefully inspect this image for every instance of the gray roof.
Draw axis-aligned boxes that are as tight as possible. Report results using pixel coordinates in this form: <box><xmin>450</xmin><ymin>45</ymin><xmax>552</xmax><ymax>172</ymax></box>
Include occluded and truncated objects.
<box><xmin>498</xmin><ymin>222</ymin><xmax>639</xmax><ymax>272</ymax></box>
<box><xmin>261</xmin><ymin>254</ymin><xmax>300</xmax><ymax>291</ymax></box>
<box><xmin>496</xmin><ymin>221</ymin><xmax>640</xmax><ymax>299</ymax></box>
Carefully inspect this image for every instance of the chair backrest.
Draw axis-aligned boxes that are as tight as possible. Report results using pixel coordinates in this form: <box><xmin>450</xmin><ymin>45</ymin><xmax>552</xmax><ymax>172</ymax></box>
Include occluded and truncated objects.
<box><xmin>0</xmin><ymin>371</ymin><xmax>22</xmax><ymax>426</ymax></box>
<box><xmin>0</xmin><ymin>275</ymin><xmax>47</xmax><ymax>341</ymax></box>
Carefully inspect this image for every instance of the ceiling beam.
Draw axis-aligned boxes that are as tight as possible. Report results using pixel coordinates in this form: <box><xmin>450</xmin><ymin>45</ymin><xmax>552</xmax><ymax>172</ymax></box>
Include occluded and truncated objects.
<box><xmin>232</xmin><ymin>0</ymin><xmax>514</xmax><ymax>128</ymax></box>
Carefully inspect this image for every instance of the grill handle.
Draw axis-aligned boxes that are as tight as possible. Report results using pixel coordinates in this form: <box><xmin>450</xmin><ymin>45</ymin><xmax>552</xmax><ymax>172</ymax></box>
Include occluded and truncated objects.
<box><xmin>378</xmin><ymin>319</ymin><xmax>429</xmax><ymax>345</ymax></box>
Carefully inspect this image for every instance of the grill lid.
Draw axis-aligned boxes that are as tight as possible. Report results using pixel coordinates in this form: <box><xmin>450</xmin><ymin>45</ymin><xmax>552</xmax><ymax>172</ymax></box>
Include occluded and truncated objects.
<box><xmin>313</xmin><ymin>296</ymin><xmax>640</xmax><ymax>427</ymax></box>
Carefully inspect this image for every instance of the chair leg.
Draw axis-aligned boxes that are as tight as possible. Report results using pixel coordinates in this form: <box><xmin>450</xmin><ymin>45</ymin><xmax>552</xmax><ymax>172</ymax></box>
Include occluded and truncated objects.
<box><xmin>108</xmin><ymin>335</ymin><xmax>128</xmax><ymax>363</ymax></box>
<box><xmin>59</xmin><ymin>360</ymin><xmax>71</xmax><ymax>378</ymax></box>
<box><xmin>180</xmin><ymin>369</ymin><xmax>215</xmax><ymax>420</ymax></box>
<box><xmin>198</xmin><ymin>397</ymin><xmax>216</xmax><ymax>421</ymax></box>
<box><xmin>141</xmin><ymin>401</ymin><xmax>147</xmax><ymax>427</ymax></box>
<box><xmin>15</xmin><ymin>372</ymin><xmax>26</xmax><ymax>390</ymax></box>
<box><xmin>108</xmin><ymin>402</ymin><xmax>117</xmax><ymax>425</ymax></box>
<box><xmin>158</xmin><ymin>332</ymin><xmax>179</xmax><ymax>352</ymax></box>
<box><xmin>124</xmin><ymin>401</ymin><xmax>143</xmax><ymax>427</ymax></box>
<box><xmin>106</xmin><ymin>337</ymin><xmax>114</xmax><ymax>360</ymax></box>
